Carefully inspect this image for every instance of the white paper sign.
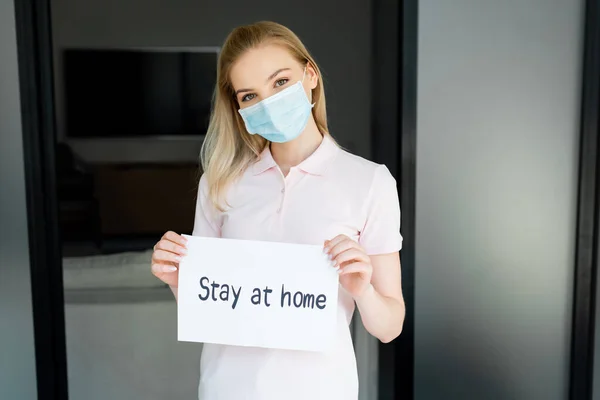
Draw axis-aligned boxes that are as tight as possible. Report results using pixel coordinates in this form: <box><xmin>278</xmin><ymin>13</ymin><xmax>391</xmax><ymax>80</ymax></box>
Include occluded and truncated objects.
<box><xmin>177</xmin><ymin>235</ymin><xmax>339</xmax><ymax>352</ymax></box>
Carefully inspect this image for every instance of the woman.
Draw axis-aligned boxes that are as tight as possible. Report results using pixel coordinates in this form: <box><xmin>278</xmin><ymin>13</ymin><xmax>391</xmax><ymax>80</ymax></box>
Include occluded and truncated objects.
<box><xmin>151</xmin><ymin>21</ymin><xmax>405</xmax><ymax>400</ymax></box>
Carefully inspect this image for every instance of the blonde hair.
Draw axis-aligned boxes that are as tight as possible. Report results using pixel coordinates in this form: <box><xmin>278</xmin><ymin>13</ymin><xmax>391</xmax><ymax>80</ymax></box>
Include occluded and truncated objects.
<box><xmin>200</xmin><ymin>21</ymin><xmax>330</xmax><ymax>210</ymax></box>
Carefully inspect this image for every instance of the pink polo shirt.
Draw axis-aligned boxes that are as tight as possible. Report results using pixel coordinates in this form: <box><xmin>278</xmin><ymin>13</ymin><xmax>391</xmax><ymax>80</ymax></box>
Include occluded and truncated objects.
<box><xmin>192</xmin><ymin>134</ymin><xmax>402</xmax><ymax>400</ymax></box>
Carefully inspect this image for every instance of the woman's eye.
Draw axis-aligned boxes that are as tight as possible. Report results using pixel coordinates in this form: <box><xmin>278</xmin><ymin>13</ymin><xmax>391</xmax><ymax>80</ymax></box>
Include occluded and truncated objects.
<box><xmin>275</xmin><ymin>78</ymin><xmax>289</xmax><ymax>88</ymax></box>
<box><xmin>241</xmin><ymin>93</ymin><xmax>256</xmax><ymax>102</ymax></box>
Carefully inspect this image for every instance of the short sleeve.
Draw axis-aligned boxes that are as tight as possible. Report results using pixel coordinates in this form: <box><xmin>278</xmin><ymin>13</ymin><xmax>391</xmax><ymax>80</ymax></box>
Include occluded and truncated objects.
<box><xmin>192</xmin><ymin>174</ymin><xmax>222</xmax><ymax>238</ymax></box>
<box><xmin>358</xmin><ymin>165</ymin><xmax>403</xmax><ymax>255</ymax></box>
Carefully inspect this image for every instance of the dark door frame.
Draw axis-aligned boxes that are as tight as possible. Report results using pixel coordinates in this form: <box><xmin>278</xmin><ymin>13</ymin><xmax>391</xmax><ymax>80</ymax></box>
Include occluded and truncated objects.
<box><xmin>569</xmin><ymin>0</ymin><xmax>600</xmax><ymax>398</ymax></box>
<box><xmin>371</xmin><ymin>0</ymin><xmax>417</xmax><ymax>399</ymax></box>
<box><xmin>14</xmin><ymin>0</ymin><xmax>418</xmax><ymax>399</ymax></box>
<box><xmin>13</xmin><ymin>0</ymin><xmax>68</xmax><ymax>399</ymax></box>
<box><xmin>20</xmin><ymin>0</ymin><xmax>600</xmax><ymax>399</ymax></box>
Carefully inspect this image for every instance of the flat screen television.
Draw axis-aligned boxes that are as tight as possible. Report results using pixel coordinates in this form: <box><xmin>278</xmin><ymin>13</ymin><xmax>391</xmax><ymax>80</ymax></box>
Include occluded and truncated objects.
<box><xmin>62</xmin><ymin>47</ymin><xmax>218</xmax><ymax>138</ymax></box>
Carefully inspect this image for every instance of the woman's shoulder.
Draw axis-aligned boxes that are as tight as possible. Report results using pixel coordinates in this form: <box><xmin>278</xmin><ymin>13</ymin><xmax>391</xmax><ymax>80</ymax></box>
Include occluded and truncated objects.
<box><xmin>332</xmin><ymin>147</ymin><xmax>396</xmax><ymax>188</ymax></box>
<box><xmin>198</xmin><ymin>172</ymin><xmax>209</xmax><ymax>195</ymax></box>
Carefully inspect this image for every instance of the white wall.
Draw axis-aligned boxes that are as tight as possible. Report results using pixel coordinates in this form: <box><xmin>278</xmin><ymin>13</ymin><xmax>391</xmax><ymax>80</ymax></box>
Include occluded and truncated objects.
<box><xmin>415</xmin><ymin>0</ymin><xmax>583</xmax><ymax>399</ymax></box>
<box><xmin>50</xmin><ymin>0</ymin><xmax>372</xmax><ymax>163</ymax></box>
<box><xmin>0</xmin><ymin>0</ymin><xmax>38</xmax><ymax>398</ymax></box>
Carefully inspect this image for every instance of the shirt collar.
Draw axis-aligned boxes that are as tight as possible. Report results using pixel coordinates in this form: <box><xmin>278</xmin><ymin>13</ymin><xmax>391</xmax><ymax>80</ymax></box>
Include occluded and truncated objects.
<box><xmin>252</xmin><ymin>134</ymin><xmax>339</xmax><ymax>176</ymax></box>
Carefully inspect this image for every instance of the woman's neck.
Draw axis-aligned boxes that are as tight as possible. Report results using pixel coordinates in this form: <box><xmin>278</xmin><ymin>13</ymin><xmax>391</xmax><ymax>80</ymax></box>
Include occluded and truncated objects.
<box><xmin>270</xmin><ymin>118</ymin><xmax>323</xmax><ymax>176</ymax></box>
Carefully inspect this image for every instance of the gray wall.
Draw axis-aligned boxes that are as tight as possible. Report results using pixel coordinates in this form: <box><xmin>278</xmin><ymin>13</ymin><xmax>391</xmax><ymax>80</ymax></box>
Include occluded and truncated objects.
<box><xmin>0</xmin><ymin>0</ymin><xmax>38</xmax><ymax>398</ymax></box>
<box><xmin>50</xmin><ymin>0</ymin><xmax>372</xmax><ymax>163</ymax></box>
<box><xmin>415</xmin><ymin>1</ymin><xmax>583</xmax><ymax>399</ymax></box>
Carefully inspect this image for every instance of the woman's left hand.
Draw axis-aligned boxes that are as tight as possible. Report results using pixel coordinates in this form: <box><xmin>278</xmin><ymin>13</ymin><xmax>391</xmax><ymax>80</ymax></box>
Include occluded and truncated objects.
<box><xmin>324</xmin><ymin>235</ymin><xmax>373</xmax><ymax>299</ymax></box>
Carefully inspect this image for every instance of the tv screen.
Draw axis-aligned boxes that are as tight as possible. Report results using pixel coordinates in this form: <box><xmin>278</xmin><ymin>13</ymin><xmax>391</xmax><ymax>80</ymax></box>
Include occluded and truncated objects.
<box><xmin>62</xmin><ymin>48</ymin><xmax>217</xmax><ymax>138</ymax></box>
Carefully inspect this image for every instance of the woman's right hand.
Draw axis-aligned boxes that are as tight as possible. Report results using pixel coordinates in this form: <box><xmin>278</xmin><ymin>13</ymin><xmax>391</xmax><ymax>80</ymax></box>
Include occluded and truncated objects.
<box><xmin>151</xmin><ymin>231</ymin><xmax>188</xmax><ymax>288</ymax></box>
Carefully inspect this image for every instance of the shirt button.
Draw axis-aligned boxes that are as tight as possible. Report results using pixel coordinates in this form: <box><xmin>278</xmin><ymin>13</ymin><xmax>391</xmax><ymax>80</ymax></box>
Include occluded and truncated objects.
<box><xmin>281</xmin><ymin>188</ymin><xmax>285</xmax><ymax>193</ymax></box>
<box><xmin>276</xmin><ymin>208</ymin><xmax>281</xmax><ymax>213</ymax></box>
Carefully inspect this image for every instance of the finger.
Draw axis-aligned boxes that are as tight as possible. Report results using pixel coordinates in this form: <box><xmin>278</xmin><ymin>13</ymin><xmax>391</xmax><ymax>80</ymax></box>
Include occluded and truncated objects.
<box><xmin>152</xmin><ymin>263</ymin><xmax>178</xmax><ymax>274</ymax></box>
<box><xmin>152</xmin><ymin>249</ymin><xmax>183</xmax><ymax>264</ymax></box>
<box><xmin>325</xmin><ymin>234</ymin><xmax>348</xmax><ymax>251</ymax></box>
<box><xmin>163</xmin><ymin>231</ymin><xmax>188</xmax><ymax>247</ymax></box>
<box><xmin>332</xmin><ymin>248</ymin><xmax>369</xmax><ymax>267</ymax></box>
<box><xmin>155</xmin><ymin>238</ymin><xmax>187</xmax><ymax>256</ymax></box>
<box><xmin>329</xmin><ymin>238</ymin><xmax>362</xmax><ymax>259</ymax></box>
<box><xmin>339</xmin><ymin>262</ymin><xmax>371</xmax><ymax>276</ymax></box>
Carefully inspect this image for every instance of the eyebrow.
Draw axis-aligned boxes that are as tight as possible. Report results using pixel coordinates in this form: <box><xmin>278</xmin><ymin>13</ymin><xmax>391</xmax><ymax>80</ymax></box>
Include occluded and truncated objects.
<box><xmin>234</xmin><ymin>68</ymin><xmax>292</xmax><ymax>96</ymax></box>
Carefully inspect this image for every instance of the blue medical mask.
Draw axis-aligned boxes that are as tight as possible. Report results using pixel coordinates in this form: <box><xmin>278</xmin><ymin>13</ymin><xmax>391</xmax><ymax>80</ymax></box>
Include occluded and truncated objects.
<box><xmin>238</xmin><ymin>68</ymin><xmax>314</xmax><ymax>143</ymax></box>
